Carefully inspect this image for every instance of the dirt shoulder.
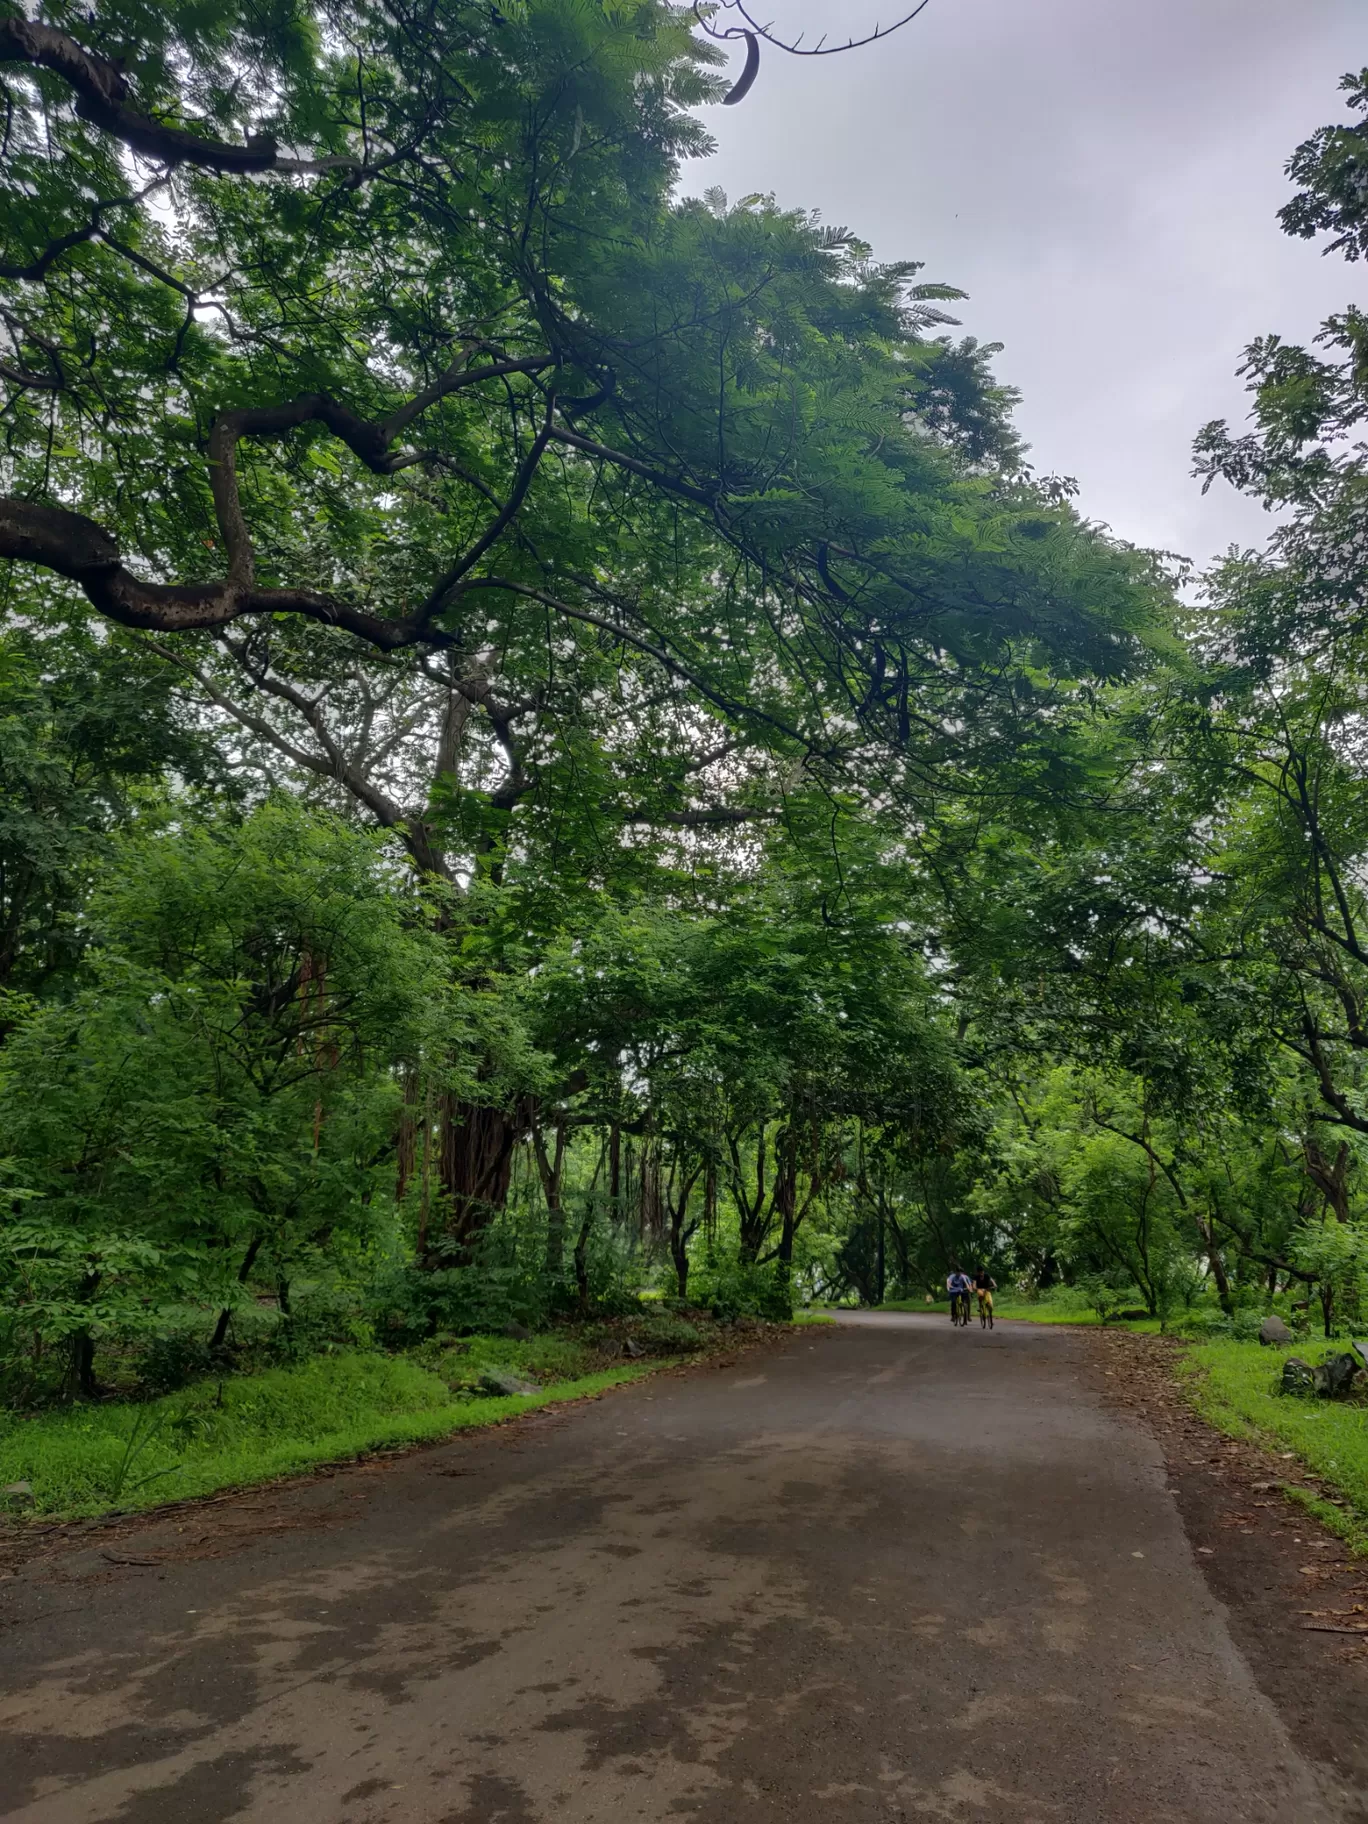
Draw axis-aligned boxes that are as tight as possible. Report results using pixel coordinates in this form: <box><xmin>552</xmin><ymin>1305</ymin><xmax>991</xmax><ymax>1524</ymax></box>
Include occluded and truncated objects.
<box><xmin>1091</xmin><ymin>1327</ymin><xmax>1368</xmax><ymax>1802</ymax></box>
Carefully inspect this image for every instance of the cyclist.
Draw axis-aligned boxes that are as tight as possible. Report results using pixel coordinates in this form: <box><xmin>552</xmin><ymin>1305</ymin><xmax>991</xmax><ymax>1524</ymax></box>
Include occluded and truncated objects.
<box><xmin>946</xmin><ymin>1266</ymin><xmax>973</xmax><ymax>1327</ymax></box>
<box><xmin>973</xmin><ymin>1266</ymin><xmax>997</xmax><ymax>1329</ymax></box>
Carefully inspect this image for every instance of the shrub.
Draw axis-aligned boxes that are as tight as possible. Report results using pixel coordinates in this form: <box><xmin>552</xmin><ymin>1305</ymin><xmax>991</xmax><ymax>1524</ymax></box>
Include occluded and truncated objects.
<box><xmin>268</xmin><ymin>1289</ymin><xmax>374</xmax><ymax>1364</ymax></box>
<box><xmin>690</xmin><ymin>1257</ymin><xmax>792</xmax><ymax>1323</ymax></box>
<box><xmin>138</xmin><ymin>1328</ymin><xmax>217</xmax><ymax>1393</ymax></box>
<box><xmin>635</xmin><ymin>1314</ymin><xmax>705</xmax><ymax>1353</ymax></box>
<box><xmin>367</xmin><ymin>1263</ymin><xmax>548</xmax><ymax>1344</ymax></box>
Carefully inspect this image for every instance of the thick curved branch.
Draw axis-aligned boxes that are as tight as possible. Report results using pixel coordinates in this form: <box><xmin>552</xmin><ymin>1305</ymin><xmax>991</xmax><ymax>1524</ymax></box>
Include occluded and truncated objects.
<box><xmin>1</xmin><ymin>214</ymin><xmax>111</xmax><ymax>282</ymax></box>
<box><xmin>0</xmin><ymin>17</ymin><xmax>355</xmax><ymax>174</ymax></box>
<box><xmin>0</xmin><ymin>174</ymin><xmax>171</xmax><ymax>283</ymax></box>
<box><xmin>383</xmin><ymin>353</ymin><xmax>555</xmax><ymax>441</ymax></box>
<box><xmin>0</xmin><ymin>357</ymin><xmax>60</xmax><ymax>391</ymax></box>
<box><xmin>0</xmin><ymin>496</ymin><xmax>423</xmax><ymax>646</ymax></box>
<box><xmin>1</xmin><ymin>18</ymin><xmax>280</xmax><ymax>171</ymax></box>
<box><xmin>0</xmin><ymin>357</ymin><xmax>560</xmax><ymax>646</ymax></box>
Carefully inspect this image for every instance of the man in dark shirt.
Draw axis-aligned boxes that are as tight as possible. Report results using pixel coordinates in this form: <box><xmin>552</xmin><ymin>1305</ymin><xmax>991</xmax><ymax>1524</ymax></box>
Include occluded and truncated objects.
<box><xmin>973</xmin><ymin>1267</ymin><xmax>997</xmax><ymax>1328</ymax></box>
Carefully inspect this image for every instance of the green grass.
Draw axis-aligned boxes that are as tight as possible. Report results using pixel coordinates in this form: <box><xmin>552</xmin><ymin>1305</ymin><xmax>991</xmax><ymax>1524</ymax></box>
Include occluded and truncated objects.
<box><xmin>0</xmin><ymin>1346</ymin><xmax>664</xmax><ymax>1521</ymax></box>
<box><xmin>1179</xmin><ymin>1337</ymin><xmax>1368</xmax><ymax>1548</ymax></box>
<box><xmin>411</xmin><ymin>1331</ymin><xmax>606</xmax><ymax>1388</ymax></box>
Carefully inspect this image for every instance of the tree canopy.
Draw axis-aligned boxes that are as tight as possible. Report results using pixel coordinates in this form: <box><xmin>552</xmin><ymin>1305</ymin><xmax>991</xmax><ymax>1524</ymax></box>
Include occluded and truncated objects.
<box><xmin>3</xmin><ymin>11</ymin><xmax>1367</xmax><ymax>1401</ymax></box>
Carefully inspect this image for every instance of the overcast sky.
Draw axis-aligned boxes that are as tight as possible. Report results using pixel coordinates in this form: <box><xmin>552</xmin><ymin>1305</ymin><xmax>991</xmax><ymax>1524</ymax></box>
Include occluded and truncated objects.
<box><xmin>685</xmin><ymin>0</ymin><xmax>1365</xmax><ymax>568</ymax></box>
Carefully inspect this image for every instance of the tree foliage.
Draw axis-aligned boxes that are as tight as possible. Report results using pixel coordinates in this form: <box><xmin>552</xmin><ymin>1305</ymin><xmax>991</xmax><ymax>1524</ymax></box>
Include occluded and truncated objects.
<box><xmin>5</xmin><ymin>15</ymin><xmax>1368</xmax><ymax>1403</ymax></box>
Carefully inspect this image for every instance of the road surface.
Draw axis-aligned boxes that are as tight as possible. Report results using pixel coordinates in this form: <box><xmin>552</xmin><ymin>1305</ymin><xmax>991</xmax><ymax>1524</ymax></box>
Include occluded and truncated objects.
<box><xmin>0</xmin><ymin>1314</ymin><xmax>1356</xmax><ymax>1822</ymax></box>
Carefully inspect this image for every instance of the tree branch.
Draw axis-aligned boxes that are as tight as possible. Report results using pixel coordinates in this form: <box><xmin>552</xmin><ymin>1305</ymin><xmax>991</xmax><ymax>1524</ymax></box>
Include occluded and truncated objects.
<box><xmin>547</xmin><ymin>424</ymin><xmax>717</xmax><ymax>507</ymax></box>
<box><xmin>0</xmin><ymin>361</ymin><xmax>558</xmax><ymax>648</ymax></box>
<box><xmin>0</xmin><ymin>17</ymin><xmax>350</xmax><ymax>175</ymax></box>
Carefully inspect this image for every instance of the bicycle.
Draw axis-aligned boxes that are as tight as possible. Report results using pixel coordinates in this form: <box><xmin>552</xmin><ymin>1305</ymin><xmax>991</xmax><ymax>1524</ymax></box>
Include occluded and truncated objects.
<box><xmin>977</xmin><ymin>1290</ymin><xmax>994</xmax><ymax>1331</ymax></box>
<box><xmin>951</xmin><ymin>1290</ymin><xmax>972</xmax><ymax>1327</ymax></box>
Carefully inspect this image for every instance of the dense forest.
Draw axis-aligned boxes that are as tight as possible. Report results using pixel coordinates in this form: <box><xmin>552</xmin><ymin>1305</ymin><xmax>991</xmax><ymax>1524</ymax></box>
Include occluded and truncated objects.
<box><xmin>3</xmin><ymin>1</ymin><xmax>1368</xmax><ymax>1407</ymax></box>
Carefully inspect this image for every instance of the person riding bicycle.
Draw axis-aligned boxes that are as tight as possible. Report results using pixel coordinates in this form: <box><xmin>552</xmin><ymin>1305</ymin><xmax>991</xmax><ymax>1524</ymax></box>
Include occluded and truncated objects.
<box><xmin>973</xmin><ymin>1267</ymin><xmax>997</xmax><ymax>1326</ymax></box>
<box><xmin>946</xmin><ymin>1267</ymin><xmax>973</xmax><ymax>1325</ymax></box>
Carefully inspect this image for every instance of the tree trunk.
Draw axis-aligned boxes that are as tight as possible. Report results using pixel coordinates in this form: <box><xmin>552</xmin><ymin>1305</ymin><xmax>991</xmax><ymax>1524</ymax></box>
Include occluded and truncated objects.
<box><xmin>667</xmin><ymin>1160</ymin><xmax>703</xmax><ymax>1300</ymax></box>
<box><xmin>396</xmin><ymin>1069</ymin><xmax>420</xmax><ymax>1204</ymax></box>
<box><xmin>65</xmin><ymin>1331</ymin><xmax>97</xmax><ymax>1402</ymax></box>
<box><xmin>573</xmin><ymin>1199</ymin><xmax>594</xmax><ymax>1313</ymax></box>
<box><xmin>773</xmin><ymin>1126</ymin><xmax>798</xmax><ymax>1266</ymax></box>
<box><xmin>429</xmin><ymin>1095</ymin><xmax>527</xmax><ymax>1264</ymax></box>
<box><xmin>1202</xmin><ymin>1218</ymin><xmax>1234</xmax><ymax>1316</ymax></box>
<box><xmin>533</xmin><ymin>1117</ymin><xmax>568</xmax><ymax>1277</ymax></box>
<box><xmin>211</xmin><ymin>1233</ymin><xmax>263</xmax><ymax>1350</ymax></box>
<box><xmin>1304</xmin><ymin>1137</ymin><xmax>1352</xmax><ymax>1223</ymax></box>
<box><xmin>733</xmin><ymin>1123</ymin><xmax>769</xmax><ymax>1263</ymax></box>
<box><xmin>671</xmin><ymin>1232</ymin><xmax>691</xmax><ymax>1301</ymax></box>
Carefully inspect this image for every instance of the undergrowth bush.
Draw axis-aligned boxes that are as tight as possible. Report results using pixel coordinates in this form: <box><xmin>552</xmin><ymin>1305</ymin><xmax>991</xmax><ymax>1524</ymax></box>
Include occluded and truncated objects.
<box><xmin>690</xmin><ymin>1259</ymin><xmax>793</xmax><ymax>1323</ymax></box>
<box><xmin>635</xmin><ymin>1312</ymin><xmax>707</xmax><ymax>1352</ymax></box>
<box><xmin>366</xmin><ymin>1262</ymin><xmax>549</xmax><ymax>1344</ymax></box>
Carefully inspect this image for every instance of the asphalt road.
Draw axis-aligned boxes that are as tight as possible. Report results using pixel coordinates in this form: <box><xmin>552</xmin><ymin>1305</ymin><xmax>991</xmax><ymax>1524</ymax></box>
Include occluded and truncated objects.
<box><xmin>0</xmin><ymin>1313</ymin><xmax>1355</xmax><ymax>1823</ymax></box>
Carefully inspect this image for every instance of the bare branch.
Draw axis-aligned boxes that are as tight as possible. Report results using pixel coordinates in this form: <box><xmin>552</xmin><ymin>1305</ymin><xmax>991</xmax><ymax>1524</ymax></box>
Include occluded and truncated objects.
<box><xmin>695</xmin><ymin>1</ymin><xmax>933</xmax><ymax>58</ymax></box>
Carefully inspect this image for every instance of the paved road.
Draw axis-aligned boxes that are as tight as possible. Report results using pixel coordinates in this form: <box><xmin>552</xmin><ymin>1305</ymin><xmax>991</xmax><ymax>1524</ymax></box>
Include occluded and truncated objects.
<box><xmin>0</xmin><ymin>1314</ymin><xmax>1353</xmax><ymax>1823</ymax></box>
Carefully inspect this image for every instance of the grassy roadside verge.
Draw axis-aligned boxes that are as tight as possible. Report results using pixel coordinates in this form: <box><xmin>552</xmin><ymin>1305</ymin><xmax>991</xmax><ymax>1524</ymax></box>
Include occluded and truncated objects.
<box><xmin>1175</xmin><ymin>1338</ymin><xmax>1368</xmax><ymax>1553</ymax></box>
<box><xmin>0</xmin><ymin>1348</ymin><xmax>671</xmax><ymax>1521</ymax></box>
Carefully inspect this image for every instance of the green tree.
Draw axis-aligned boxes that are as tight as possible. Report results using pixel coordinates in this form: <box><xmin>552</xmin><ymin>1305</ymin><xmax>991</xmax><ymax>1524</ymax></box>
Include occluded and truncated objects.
<box><xmin>0</xmin><ymin>800</ymin><xmax>446</xmax><ymax>1395</ymax></box>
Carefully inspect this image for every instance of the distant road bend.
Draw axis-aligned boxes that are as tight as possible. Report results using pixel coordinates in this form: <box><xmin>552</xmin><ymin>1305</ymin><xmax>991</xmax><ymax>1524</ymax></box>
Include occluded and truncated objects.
<box><xmin>0</xmin><ymin>1313</ymin><xmax>1353</xmax><ymax>1823</ymax></box>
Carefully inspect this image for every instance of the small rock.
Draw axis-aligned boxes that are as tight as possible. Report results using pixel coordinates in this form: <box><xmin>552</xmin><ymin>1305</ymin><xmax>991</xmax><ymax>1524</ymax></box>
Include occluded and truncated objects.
<box><xmin>1351</xmin><ymin>1340</ymin><xmax>1368</xmax><ymax>1370</ymax></box>
<box><xmin>1313</xmin><ymin>1352</ymin><xmax>1361</xmax><ymax>1400</ymax></box>
<box><xmin>477</xmin><ymin>1370</ymin><xmax>539</xmax><ymax>1398</ymax></box>
<box><xmin>1</xmin><ymin>1481</ymin><xmax>33</xmax><ymax>1504</ymax></box>
<box><xmin>502</xmin><ymin>1322</ymin><xmax>532</xmax><ymax>1341</ymax></box>
<box><xmin>1280</xmin><ymin>1357</ymin><xmax>1316</xmax><ymax>1397</ymax></box>
<box><xmin>624</xmin><ymin>1337</ymin><xmax>646</xmax><ymax>1360</ymax></box>
<box><xmin>1259</xmin><ymin>1315</ymin><xmax>1294</xmax><ymax>1346</ymax></box>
